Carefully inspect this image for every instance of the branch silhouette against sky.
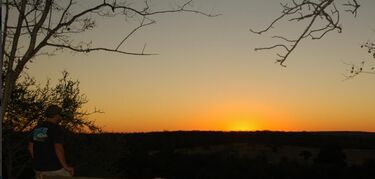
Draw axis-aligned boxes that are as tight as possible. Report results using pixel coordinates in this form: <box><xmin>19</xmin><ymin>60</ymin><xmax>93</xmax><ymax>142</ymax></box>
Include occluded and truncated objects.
<box><xmin>1</xmin><ymin>0</ymin><xmax>218</xmax><ymax>121</ymax></box>
<box><xmin>251</xmin><ymin>0</ymin><xmax>360</xmax><ymax>67</ymax></box>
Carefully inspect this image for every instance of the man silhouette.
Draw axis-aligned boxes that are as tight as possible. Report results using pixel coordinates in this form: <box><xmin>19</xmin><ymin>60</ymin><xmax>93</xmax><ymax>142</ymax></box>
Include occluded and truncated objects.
<box><xmin>28</xmin><ymin>105</ymin><xmax>74</xmax><ymax>179</ymax></box>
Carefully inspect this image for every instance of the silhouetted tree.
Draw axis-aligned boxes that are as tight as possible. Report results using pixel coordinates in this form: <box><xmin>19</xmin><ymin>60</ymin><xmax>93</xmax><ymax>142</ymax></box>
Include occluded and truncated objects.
<box><xmin>1</xmin><ymin>0</ymin><xmax>217</xmax><ymax>129</ymax></box>
<box><xmin>251</xmin><ymin>0</ymin><xmax>360</xmax><ymax>67</ymax></box>
<box><xmin>3</xmin><ymin>71</ymin><xmax>100</xmax><ymax>179</ymax></box>
<box><xmin>1</xmin><ymin>1</ymin><xmax>217</xmax><ymax>175</ymax></box>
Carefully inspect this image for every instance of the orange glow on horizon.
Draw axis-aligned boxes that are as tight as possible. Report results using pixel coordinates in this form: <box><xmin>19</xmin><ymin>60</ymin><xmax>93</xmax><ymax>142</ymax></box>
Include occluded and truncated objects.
<box><xmin>92</xmin><ymin>97</ymin><xmax>375</xmax><ymax>133</ymax></box>
<box><xmin>226</xmin><ymin>119</ymin><xmax>256</xmax><ymax>131</ymax></box>
<box><xmin>93</xmin><ymin>98</ymin><xmax>300</xmax><ymax>132</ymax></box>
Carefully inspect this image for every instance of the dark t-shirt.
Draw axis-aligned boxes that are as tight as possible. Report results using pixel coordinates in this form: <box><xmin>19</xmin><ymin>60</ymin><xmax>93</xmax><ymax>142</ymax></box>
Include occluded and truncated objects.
<box><xmin>30</xmin><ymin>121</ymin><xmax>64</xmax><ymax>171</ymax></box>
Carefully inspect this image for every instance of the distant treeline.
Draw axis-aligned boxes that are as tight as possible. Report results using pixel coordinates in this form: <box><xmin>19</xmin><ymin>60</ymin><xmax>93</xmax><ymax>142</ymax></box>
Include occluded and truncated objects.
<box><xmin>7</xmin><ymin>131</ymin><xmax>375</xmax><ymax>179</ymax></box>
<box><xmin>119</xmin><ymin>131</ymin><xmax>375</xmax><ymax>150</ymax></box>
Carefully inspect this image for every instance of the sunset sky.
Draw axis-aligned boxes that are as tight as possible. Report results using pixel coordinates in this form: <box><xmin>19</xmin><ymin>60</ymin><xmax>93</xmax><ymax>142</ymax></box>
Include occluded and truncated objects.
<box><xmin>26</xmin><ymin>0</ymin><xmax>375</xmax><ymax>132</ymax></box>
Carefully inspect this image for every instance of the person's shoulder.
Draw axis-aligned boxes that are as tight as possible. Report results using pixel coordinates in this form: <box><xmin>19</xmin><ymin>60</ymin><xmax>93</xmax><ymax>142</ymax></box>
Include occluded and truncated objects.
<box><xmin>40</xmin><ymin>121</ymin><xmax>61</xmax><ymax>131</ymax></box>
<box><xmin>51</xmin><ymin>123</ymin><xmax>63</xmax><ymax>132</ymax></box>
<box><xmin>33</xmin><ymin>122</ymin><xmax>46</xmax><ymax>129</ymax></box>
<box><xmin>48</xmin><ymin>122</ymin><xmax>61</xmax><ymax>129</ymax></box>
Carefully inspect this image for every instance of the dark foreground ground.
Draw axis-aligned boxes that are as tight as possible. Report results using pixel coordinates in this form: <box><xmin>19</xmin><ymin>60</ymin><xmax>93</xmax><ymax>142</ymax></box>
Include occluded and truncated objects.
<box><xmin>7</xmin><ymin>131</ymin><xmax>375</xmax><ymax>179</ymax></box>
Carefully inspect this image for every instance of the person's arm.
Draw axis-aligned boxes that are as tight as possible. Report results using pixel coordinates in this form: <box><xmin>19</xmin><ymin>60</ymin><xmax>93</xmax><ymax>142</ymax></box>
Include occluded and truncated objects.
<box><xmin>28</xmin><ymin>142</ymin><xmax>34</xmax><ymax>159</ymax></box>
<box><xmin>54</xmin><ymin>143</ymin><xmax>74</xmax><ymax>176</ymax></box>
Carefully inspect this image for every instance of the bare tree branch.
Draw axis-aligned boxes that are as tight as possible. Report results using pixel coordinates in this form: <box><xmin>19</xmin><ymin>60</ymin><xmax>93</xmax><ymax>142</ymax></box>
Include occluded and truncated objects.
<box><xmin>342</xmin><ymin>60</ymin><xmax>374</xmax><ymax>80</ymax></box>
<box><xmin>1</xmin><ymin>0</ymin><xmax>218</xmax><ymax>139</ymax></box>
<box><xmin>8</xmin><ymin>0</ymin><xmax>27</xmax><ymax>71</ymax></box>
<box><xmin>343</xmin><ymin>0</ymin><xmax>360</xmax><ymax>17</ymax></box>
<box><xmin>361</xmin><ymin>41</ymin><xmax>375</xmax><ymax>58</ymax></box>
<box><xmin>251</xmin><ymin>0</ymin><xmax>360</xmax><ymax>67</ymax></box>
<box><xmin>45</xmin><ymin>42</ymin><xmax>157</xmax><ymax>56</ymax></box>
<box><xmin>343</xmin><ymin>40</ymin><xmax>375</xmax><ymax>79</ymax></box>
<box><xmin>115</xmin><ymin>17</ymin><xmax>155</xmax><ymax>51</ymax></box>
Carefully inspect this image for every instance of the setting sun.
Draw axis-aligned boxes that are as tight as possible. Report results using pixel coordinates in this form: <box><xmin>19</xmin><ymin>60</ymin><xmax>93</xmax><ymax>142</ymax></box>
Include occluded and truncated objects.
<box><xmin>227</xmin><ymin>119</ymin><xmax>256</xmax><ymax>131</ymax></box>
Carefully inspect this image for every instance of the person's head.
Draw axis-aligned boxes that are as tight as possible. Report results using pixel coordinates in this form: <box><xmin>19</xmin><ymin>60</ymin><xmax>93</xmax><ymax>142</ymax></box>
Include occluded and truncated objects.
<box><xmin>45</xmin><ymin>105</ymin><xmax>63</xmax><ymax>123</ymax></box>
